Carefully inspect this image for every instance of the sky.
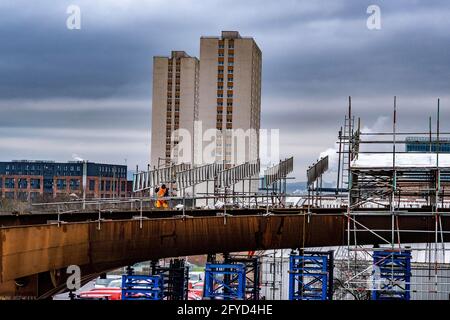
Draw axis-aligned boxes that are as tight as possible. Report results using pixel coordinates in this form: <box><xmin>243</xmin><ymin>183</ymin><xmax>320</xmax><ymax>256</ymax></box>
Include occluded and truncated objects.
<box><xmin>1</xmin><ymin>0</ymin><xmax>450</xmax><ymax>183</ymax></box>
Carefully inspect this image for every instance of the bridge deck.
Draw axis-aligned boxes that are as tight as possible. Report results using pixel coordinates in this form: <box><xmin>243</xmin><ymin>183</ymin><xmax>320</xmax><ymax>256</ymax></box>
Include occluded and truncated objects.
<box><xmin>1</xmin><ymin>209</ymin><xmax>449</xmax><ymax>298</ymax></box>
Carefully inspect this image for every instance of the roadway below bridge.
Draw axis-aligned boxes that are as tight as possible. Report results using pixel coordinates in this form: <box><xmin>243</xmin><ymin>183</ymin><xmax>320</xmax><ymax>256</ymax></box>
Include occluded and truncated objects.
<box><xmin>0</xmin><ymin>208</ymin><xmax>449</xmax><ymax>299</ymax></box>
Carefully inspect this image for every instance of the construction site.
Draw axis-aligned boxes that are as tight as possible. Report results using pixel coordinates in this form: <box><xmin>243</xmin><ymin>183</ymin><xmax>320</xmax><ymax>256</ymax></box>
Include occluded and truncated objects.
<box><xmin>124</xmin><ymin>95</ymin><xmax>450</xmax><ymax>301</ymax></box>
<box><xmin>2</xmin><ymin>96</ymin><xmax>449</xmax><ymax>301</ymax></box>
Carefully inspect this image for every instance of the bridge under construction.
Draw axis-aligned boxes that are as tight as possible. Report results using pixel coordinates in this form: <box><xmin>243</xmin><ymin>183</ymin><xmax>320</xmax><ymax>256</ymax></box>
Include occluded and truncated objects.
<box><xmin>1</xmin><ymin>97</ymin><xmax>450</xmax><ymax>300</ymax></box>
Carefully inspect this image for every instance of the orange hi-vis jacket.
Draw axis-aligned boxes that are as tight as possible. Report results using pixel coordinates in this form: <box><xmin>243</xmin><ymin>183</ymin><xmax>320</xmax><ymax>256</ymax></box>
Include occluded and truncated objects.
<box><xmin>156</xmin><ymin>187</ymin><xmax>168</xmax><ymax>208</ymax></box>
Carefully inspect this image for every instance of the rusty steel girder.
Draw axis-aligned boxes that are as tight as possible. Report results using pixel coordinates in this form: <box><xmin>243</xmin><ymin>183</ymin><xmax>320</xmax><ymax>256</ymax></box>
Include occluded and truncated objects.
<box><xmin>1</xmin><ymin>213</ymin><xmax>449</xmax><ymax>298</ymax></box>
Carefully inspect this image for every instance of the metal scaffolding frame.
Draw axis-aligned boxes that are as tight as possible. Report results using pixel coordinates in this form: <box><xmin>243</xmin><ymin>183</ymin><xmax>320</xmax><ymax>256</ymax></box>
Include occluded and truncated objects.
<box><xmin>372</xmin><ymin>250</ymin><xmax>412</xmax><ymax>300</ymax></box>
<box><xmin>133</xmin><ymin>163</ymin><xmax>191</xmax><ymax>192</ymax></box>
<box><xmin>204</xmin><ymin>263</ymin><xmax>246</xmax><ymax>300</ymax></box>
<box><xmin>288</xmin><ymin>250</ymin><xmax>334</xmax><ymax>300</ymax></box>
<box><xmin>121</xmin><ymin>274</ymin><xmax>164</xmax><ymax>300</ymax></box>
<box><xmin>334</xmin><ymin>96</ymin><xmax>450</xmax><ymax>299</ymax></box>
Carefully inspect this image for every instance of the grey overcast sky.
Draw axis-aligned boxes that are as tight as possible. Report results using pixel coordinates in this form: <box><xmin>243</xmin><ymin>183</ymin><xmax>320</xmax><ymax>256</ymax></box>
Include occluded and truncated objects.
<box><xmin>1</xmin><ymin>0</ymin><xmax>449</xmax><ymax>182</ymax></box>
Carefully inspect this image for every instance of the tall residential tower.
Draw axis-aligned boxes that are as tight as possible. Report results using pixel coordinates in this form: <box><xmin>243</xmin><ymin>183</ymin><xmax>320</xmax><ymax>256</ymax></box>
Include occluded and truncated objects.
<box><xmin>151</xmin><ymin>51</ymin><xmax>199</xmax><ymax>168</ymax></box>
<box><xmin>198</xmin><ymin>31</ymin><xmax>262</xmax><ymax>165</ymax></box>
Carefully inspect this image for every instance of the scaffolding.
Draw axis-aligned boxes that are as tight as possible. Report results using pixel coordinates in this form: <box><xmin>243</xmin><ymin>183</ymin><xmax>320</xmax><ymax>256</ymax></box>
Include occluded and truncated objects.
<box><xmin>372</xmin><ymin>250</ymin><xmax>412</xmax><ymax>300</ymax></box>
<box><xmin>204</xmin><ymin>263</ymin><xmax>246</xmax><ymax>300</ymax></box>
<box><xmin>334</xmin><ymin>96</ymin><xmax>450</xmax><ymax>299</ymax></box>
<box><xmin>288</xmin><ymin>250</ymin><xmax>334</xmax><ymax>300</ymax></box>
<box><xmin>150</xmin><ymin>259</ymin><xmax>189</xmax><ymax>300</ymax></box>
<box><xmin>121</xmin><ymin>274</ymin><xmax>164</xmax><ymax>300</ymax></box>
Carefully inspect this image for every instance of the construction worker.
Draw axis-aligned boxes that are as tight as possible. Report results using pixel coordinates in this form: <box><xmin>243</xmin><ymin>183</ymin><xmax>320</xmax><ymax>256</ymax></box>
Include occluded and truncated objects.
<box><xmin>156</xmin><ymin>184</ymin><xmax>169</xmax><ymax>209</ymax></box>
<box><xmin>153</xmin><ymin>186</ymin><xmax>160</xmax><ymax>208</ymax></box>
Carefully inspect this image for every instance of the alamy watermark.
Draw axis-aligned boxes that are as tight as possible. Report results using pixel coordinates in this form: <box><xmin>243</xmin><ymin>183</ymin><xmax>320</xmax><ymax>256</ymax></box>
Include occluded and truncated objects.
<box><xmin>66</xmin><ymin>265</ymin><xmax>81</xmax><ymax>291</ymax></box>
<box><xmin>367</xmin><ymin>5</ymin><xmax>381</xmax><ymax>30</ymax></box>
<box><xmin>66</xmin><ymin>5</ymin><xmax>81</xmax><ymax>30</ymax></box>
<box><xmin>167</xmin><ymin>121</ymin><xmax>280</xmax><ymax>168</ymax></box>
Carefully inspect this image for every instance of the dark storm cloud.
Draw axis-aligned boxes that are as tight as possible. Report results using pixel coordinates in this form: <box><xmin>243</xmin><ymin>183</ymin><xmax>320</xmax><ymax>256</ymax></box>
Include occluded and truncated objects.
<box><xmin>1</xmin><ymin>0</ymin><xmax>450</xmax><ymax>177</ymax></box>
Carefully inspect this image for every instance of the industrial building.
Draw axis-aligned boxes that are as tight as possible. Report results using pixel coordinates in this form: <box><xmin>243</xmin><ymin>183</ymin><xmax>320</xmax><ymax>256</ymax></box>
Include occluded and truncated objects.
<box><xmin>0</xmin><ymin>160</ymin><xmax>128</xmax><ymax>201</ymax></box>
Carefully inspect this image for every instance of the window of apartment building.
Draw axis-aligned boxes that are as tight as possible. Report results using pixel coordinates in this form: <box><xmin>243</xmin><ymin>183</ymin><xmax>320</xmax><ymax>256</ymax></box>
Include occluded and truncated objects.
<box><xmin>217</xmin><ymin>85</ymin><xmax>223</xmax><ymax>90</ymax></box>
<box><xmin>121</xmin><ymin>181</ymin><xmax>126</xmax><ymax>192</ymax></box>
<box><xmin>228</xmin><ymin>41</ymin><xmax>234</xmax><ymax>49</ymax></box>
<box><xmin>18</xmin><ymin>178</ymin><xmax>28</xmax><ymax>189</ymax></box>
<box><xmin>218</xmin><ymin>44</ymin><xmax>224</xmax><ymax>49</ymax></box>
<box><xmin>218</xmin><ymin>77</ymin><xmax>224</xmax><ymax>82</ymax></box>
<box><xmin>218</xmin><ymin>101</ymin><xmax>223</xmax><ymax>106</ymax></box>
<box><xmin>5</xmin><ymin>192</ymin><xmax>14</xmax><ymax>199</ymax></box>
<box><xmin>57</xmin><ymin>179</ymin><xmax>66</xmax><ymax>190</ymax></box>
<box><xmin>18</xmin><ymin>192</ymin><xmax>27</xmax><ymax>201</ymax></box>
<box><xmin>218</xmin><ymin>52</ymin><xmax>224</xmax><ymax>57</ymax></box>
<box><xmin>218</xmin><ymin>69</ymin><xmax>224</xmax><ymax>74</ymax></box>
<box><xmin>227</xmin><ymin>102</ymin><xmax>233</xmax><ymax>107</ymax></box>
<box><xmin>218</xmin><ymin>61</ymin><xmax>224</xmax><ymax>66</ymax></box>
<box><xmin>30</xmin><ymin>192</ymin><xmax>40</xmax><ymax>201</ymax></box>
<box><xmin>89</xmin><ymin>179</ymin><xmax>95</xmax><ymax>191</ymax></box>
<box><xmin>70</xmin><ymin>179</ymin><xmax>80</xmax><ymax>190</ymax></box>
<box><xmin>228</xmin><ymin>61</ymin><xmax>234</xmax><ymax>66</ymax></box>
<box><xmin>227</xmin><ymin>85</ymin><xmax>233</xmax><ymax>90</ymax></box>
<box><xmin>217</xmin><ymin>93</ymin><xmax>223</xmax><ymax>98</ymax></box>
<box><xmin>30</xmin><ymin>179</ymin><xmax>40</xmax><ymax>189</ymax></box>
<box><xmin>105</xmin><ymin>180</ymin><xmax>111</xmax><ymax>191</ymax></box>
<box><xmin>227</xmin><ymin>93</ymin><xmax>233</xmax><ymax>98</ymax></box>
<box><xmin>228</xmin><ymin>77</ymin><xmax>233</xmax><ymax>82</ymax></box>
<box><xmin>5</xmin><ymin>178</ymin><xmax>14</xmax><ymax>189</ymax></box>
<box><xmin>228</xmin><ymin>69</ymin><xmax>233</xmax><ymax>74</ymax></box>
<box><xmin>101</xmin><ymin>180</ymin><xmax>105</xmax><ymax>191</ymax></box>
<box><xmin>228</xmin><ymin>53</ymin><xmax>234</xmax><ymax>58</ymax></box>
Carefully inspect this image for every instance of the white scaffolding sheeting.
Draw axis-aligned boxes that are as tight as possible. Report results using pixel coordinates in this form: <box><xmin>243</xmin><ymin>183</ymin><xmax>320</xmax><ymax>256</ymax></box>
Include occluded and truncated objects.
<box><xmin>352</xmin><ymin>153</ymin><xmax>450</xmax><ymax>169</ymax></box>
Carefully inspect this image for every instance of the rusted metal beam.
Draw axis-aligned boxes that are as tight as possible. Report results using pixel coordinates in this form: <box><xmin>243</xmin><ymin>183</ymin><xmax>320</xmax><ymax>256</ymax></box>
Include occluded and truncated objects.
<box><xmin>1</xmin><ymin>213</ymin><xmax>449</xmax><ymax>298</ymax></box>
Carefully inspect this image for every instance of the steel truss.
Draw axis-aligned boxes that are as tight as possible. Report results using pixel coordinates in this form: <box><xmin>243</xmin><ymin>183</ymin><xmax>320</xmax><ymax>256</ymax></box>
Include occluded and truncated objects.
<box><xmin>372</xmin><ymin>250</ymin><xmax>412</xmax><ymax>300</ymax></box>
<box><xmin>288</xmin><ymin>251</ymin><xmax>334</xmax><ymax>300</ymax></box>
<box><xmin>204</xmin><ymin>263</ymin><xmax>246</xmax><ymax>300</ymax></box>
<box><xmin>223</xmin><ymin>254</ymin><xmax>262</xmax><ymax>300</ymax></box>
<box><xmin>151</xmin><ymin>259</ymin><xmax>189</xmax><ymax>300</ymax></box>
<box><xmin>121</xmin><ymin>274</ymin><xmax>164</xmax><ymax>300</ymax></box>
